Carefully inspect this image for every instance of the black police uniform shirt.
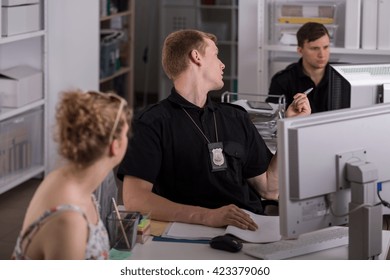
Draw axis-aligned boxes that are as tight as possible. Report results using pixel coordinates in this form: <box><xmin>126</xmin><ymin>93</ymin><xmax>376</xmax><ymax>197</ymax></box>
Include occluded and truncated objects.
<box><xmin>267</xmin><ymin>58</ymin><xmax>330</xmax><ymax>113</ymax></box>
<box><xmin>117</xmin><ymin>89</ymin><xmax>274</xmax><ymax>214</ymax></box>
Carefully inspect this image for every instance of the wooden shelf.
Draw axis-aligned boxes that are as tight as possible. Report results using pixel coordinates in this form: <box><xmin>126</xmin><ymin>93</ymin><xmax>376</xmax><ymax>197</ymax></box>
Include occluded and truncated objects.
<box><xmin>99</xmin><ymin>0</ymin><xmax>134</xmax><ymax>107</ymax></box>
<box><xmin>100</xmin><ymin>10</ymin><xmax>131</xmax><ymax>22</ymax></box>
<box><xmin>99</xmin><ymin>66</ymin><xmax>131</xmax><ymax>84</ymax></box>
<box><xmin>199</xmin><ymin>5</ymin><xmax>238</xmax><ymax>9</ymax></box>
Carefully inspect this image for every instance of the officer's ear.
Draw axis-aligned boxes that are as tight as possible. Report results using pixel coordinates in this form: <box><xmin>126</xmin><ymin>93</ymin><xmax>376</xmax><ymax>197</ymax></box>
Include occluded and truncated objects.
<box><xmin>297</xmin><ymin>46</ymin><xmax>303</xmax><ymax>56</ymax></box>
<box><xmin>190</xmin><ymin>49</ymin><xmax>201</xmax><ymax>66</ymax></box>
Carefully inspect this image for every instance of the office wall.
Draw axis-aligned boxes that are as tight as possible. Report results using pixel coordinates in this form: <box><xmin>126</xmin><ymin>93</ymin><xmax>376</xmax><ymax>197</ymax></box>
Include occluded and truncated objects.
<box><xmin>47</xmin><ymin>0</ymin><xmax>99</xmax><ymax>172</ymax></box>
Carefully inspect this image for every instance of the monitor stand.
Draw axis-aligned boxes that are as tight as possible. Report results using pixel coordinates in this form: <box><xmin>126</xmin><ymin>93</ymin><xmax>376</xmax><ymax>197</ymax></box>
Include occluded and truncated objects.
<box><xmin>347</xmin><ymin>161</ymin><xmax>382</xmax><ymax>259</ymax></box>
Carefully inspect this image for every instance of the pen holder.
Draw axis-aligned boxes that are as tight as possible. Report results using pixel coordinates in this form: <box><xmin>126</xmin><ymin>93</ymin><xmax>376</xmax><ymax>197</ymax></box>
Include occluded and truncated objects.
<box><xmin>107</xmin><ymin>211</ymin><xmax>140</xmax><ymax>250</ymax></box>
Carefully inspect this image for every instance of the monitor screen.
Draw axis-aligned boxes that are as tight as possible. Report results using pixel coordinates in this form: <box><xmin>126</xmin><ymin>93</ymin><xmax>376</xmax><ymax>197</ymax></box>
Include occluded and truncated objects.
<box><xmin>278</xmin><ymin>103</ymin><xmax>390</xmax><ymax>239</ymax></box>
<box><xmin>328</xmin><ymin>63</ymin><xmax>390</xmax><ymax>110</ymax></box>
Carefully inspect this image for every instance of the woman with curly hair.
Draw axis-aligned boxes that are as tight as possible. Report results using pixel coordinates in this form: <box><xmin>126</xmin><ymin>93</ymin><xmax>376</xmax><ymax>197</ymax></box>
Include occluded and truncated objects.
<box><xmin>13</xmin><ymin>90</ymin><xmax>131</xmax><ymax>259</ymax></box>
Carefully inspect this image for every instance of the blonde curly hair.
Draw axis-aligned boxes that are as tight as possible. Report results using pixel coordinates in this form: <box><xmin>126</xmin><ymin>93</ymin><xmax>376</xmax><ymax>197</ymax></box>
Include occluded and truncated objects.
<box><xmin>54</xmin><ymin>89</ymin><xmax>131</xmax><ymax>167</ymax></box>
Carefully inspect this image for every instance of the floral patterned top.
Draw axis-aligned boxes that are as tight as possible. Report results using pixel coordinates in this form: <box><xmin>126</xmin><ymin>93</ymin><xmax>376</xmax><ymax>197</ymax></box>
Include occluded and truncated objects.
<box><xmin>13</xmin><ymin>195</ymin><xmax>109</xmax><ymax>260</ymax></box>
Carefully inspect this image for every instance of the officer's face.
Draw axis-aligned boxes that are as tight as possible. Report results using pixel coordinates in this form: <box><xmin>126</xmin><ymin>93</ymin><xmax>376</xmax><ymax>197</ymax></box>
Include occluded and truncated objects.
<box><xmin>298</xmin><ymin>35</ymin><xmax>330</xmax><ymax>70</ymax></box>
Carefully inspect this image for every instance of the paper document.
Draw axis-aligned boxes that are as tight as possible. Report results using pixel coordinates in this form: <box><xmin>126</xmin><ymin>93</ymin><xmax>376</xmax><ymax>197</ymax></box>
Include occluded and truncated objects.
<box><xmin>162</xmin><ymin>209</ymin><xmax>281</xmax><ymax>243</ymax></box>
<box><xmin>163</xmin><ymin>223</ymin><xmax>225</xmax><ymax>240</ymax></box>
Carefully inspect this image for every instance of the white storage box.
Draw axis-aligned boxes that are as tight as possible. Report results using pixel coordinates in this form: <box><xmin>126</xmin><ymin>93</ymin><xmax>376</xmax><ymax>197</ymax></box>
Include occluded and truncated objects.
<box><xmin>0</xmin><ymin>65</ymin><xmax>43</xmax><ymax>108</ymax></box>
<box><xmin>0</xmin><ymin>107</ymin><xmax>43</xmax><ymax>181</ymax></box>
<box><xmin>2</xmin><ymin>3</ymin><xmax>40</xmax><ymax>36</ymax></box>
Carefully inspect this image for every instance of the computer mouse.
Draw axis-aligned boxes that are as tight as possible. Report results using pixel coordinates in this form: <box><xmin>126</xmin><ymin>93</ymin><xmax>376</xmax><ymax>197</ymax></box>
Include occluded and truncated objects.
<box><xmin>209</xmin><ymin>235</ymin><xmax>243</xmax><ymax>253</ymax></box>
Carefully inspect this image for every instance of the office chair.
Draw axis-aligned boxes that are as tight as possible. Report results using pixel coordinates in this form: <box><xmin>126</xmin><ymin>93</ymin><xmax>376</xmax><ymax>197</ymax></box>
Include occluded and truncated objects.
<box><xmin>262</xmin><ymin>199</ymin><xmax>279</xmax><ymax>216</ymax></box>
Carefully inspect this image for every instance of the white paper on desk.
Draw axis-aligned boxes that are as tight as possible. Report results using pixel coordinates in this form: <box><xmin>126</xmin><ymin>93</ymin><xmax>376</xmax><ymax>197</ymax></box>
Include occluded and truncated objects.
<box><xmin>163</xmin><ymin>209</ymin><xmax>281</xmax><ymax>243</ymax></box>
<box><xmin>225</xmin><ymin>210</ymin><xmax>281</xmax><ymax>243</ymax></box>
<box><xmin>163</xmin><ymin>222</ymin><xmax>225</xmax><ymax>240</ymax></box>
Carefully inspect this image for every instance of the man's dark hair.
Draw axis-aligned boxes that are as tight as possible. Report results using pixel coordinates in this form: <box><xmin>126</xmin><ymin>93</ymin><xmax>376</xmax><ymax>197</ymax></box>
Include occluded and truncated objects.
<box><xmin>296</xmin><ymin>22</ymin><xmax>330</xmax><ymax>47</ymax></box>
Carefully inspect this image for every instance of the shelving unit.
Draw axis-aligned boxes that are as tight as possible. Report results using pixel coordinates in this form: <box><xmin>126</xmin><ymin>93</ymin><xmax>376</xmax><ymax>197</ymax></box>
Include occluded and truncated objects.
<box><xmin>238</xmin><ymin>0</ymin><xmax>390</xmax><ymax>94</ymax></box>
<box><xmin>0</xmin><ymin>0</ymin><xmax>47</xmax><ymax>195</ymax></box>
<box><xmin>198</xmin><ymin>0</ymin><xmax>238</xmax><ymax>97</ymax></box>
<box><xmin>99</xmin><ymin>0</ymin><xmax>135</xmax><ymax>107</ymax></box>
<box><xmin>159</xmin><ymin>0</ymin><xmax>238</xmax><ymax>101</ymax></box>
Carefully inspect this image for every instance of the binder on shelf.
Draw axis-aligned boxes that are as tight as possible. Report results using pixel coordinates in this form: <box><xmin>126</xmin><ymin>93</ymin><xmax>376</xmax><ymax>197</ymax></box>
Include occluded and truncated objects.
<box><xmin>361</xmin><ymin>0</ymin><xmax>378</xmax><ymax>50</ymax></box>
<box><xmin>344</xmin><ymin>0</ymin><xmax>361</xmax><ymax>49</ymax></box>
<box><xmin>100</xmin><ymin>30</ymin><xmax>124</xmax><ymax>79</ymax></box>
<box><xmin>378</xmin><ymin>0</ymin><xmax>390</xmax><ymax>50</ymax></box>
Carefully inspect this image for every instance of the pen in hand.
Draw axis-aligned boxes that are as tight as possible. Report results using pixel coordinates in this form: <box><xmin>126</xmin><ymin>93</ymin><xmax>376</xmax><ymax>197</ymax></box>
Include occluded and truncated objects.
<box><xmin>303</xmin><ymin>87</ymin><xmax>314</xmax><ymax>95</ymax></box>
<box><xmin>292</xmin><ymin>88</ymin><xmax>313</xmax><ymax>113</ymax></box>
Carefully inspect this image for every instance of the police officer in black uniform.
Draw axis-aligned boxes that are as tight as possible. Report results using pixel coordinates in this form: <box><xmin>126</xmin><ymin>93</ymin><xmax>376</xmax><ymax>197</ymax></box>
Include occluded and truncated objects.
<box><xmin>117</xmin><ymin>29</ymin><xmax>311</xmax><ymax>231</ymax></box>
<box><xmin>268</xmin><ymin>22</ymin><xmax>331</xmax><ymax>113</ymax></box>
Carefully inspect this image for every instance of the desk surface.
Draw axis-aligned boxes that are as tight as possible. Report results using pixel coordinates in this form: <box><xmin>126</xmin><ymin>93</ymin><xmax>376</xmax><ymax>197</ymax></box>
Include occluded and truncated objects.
<box><xmin>130</xmin><ymin>230</ymin><xmax>390</xmax><ymax>260</ymax></box>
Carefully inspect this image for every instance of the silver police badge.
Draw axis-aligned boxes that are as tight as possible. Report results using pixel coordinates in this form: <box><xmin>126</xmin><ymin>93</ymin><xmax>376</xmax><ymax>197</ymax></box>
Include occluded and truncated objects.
<box><xmin>212</xmin><ymin>148</ymin><xmax>225</xmax><ymax>166</ymax></box>
<box><xmin>208</xmin><ymin>142</ymin><xmax>227</xmax><ymax>171</ymax></box>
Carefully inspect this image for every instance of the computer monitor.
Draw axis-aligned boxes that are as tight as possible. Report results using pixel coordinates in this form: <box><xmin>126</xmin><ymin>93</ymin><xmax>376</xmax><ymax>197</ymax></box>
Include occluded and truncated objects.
<box><xmin>278</xmin><ymin>103</ymin><xmax>390</xmax><ymax>259</ymax></box>
<box><xmin>328</xmin><ymin>63</ymin><xmax>390</xmax><ymax>110</ymax></box>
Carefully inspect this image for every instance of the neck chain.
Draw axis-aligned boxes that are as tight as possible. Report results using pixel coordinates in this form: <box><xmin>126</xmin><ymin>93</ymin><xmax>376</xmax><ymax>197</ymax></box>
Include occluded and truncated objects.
<box><xmin>182</xmin><ymin>108</ymin><xmax>218</xmax><ymax>143</ymax></box>
<box><xmin>182</xmin><ymin>108</ymin><xmax>226</xmax><ymax>171</ymax></box>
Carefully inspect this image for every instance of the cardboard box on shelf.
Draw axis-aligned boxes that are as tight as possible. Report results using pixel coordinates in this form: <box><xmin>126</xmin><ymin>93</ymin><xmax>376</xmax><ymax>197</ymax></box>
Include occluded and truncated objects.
<box><xmin>276</xmin><ymin>2</ymin><xmax>337</xmax><ymax>25</ymax></box>
<box><xmin>0</xmin><ymin>65</ymin><xmax>43</xmax><ymax>108</ymax></box>
<box><xmin>279</xmin><ymin>3</ymin><xmax>336</xmax><ymax>20</ymax></box>
<box><xmin>2</xmin><ymin>2</ymin><xmax>40</xmax><ymax>36</ymax></box>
